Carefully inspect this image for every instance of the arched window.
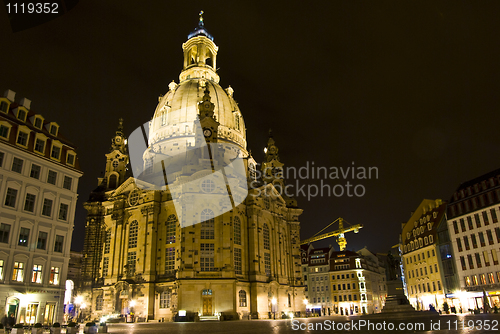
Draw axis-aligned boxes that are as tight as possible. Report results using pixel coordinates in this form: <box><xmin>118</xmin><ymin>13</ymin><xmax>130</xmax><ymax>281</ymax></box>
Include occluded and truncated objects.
<box><xmin>234</xmin><ymin>217</ymin><xmax>241</xmax><ymax>245</ymax></box>
<box><xmin>128</xmin><ymin>221</ymin><xmax>138</xmax><ymax>248</ymax></box>
<box><xmin>235</xmin><ymin>114</ymin><xmax>240</xmax><ymax>130</ymax></box>
<box><xmin>166</xmin><ymin>215</ymin><xmax>177</xmax><ymax>244</ymax></box>
<box><xmin>96</xmin><ymin>295</ymin><xmax>103</xmax><ymax>311</ymax></box>
<box><xmin>239</xmin><ymin>290</ymin><xmax>247</xmax><ymax>307</ymax></box>
<box><xmin>159</xmin><ymin>290</ymin><xmax>171</xmax><ymax>309</ymax></box>
<box><xmin>201</xmin><ymin>209</ymin><xmax>214</xmax><ymax>239</ymax></box>
<box><xmin>263</xmin><ymin>223</ymin><xmax>270</xmax><ymax>250</ymax></box>
<box><xmin>108</xmin><ymin>174</ymin><xmax>117</xmax><ymax>189</ymax></box>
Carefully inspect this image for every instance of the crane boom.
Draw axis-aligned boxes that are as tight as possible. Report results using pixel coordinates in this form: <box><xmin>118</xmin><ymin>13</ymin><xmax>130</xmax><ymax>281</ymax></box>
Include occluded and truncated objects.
<box><xmin>300</xmin><ymin>217</ymin><xmax>363</xmax><ymax>251</ymax></box>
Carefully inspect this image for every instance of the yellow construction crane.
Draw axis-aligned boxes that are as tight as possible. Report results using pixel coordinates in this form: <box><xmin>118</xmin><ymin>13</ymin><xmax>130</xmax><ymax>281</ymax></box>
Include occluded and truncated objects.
<box><xmin>300</xmin><ymin>217</ymin><xmax>363</xmax><ymax>251</ymax></box>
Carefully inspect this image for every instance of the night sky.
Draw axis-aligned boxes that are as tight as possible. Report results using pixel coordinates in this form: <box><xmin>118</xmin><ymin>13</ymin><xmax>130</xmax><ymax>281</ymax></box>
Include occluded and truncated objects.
<box><xmin>1</xmin><ymin>1</ymin><xmax>499</xmax><ymax>253</ymax></box>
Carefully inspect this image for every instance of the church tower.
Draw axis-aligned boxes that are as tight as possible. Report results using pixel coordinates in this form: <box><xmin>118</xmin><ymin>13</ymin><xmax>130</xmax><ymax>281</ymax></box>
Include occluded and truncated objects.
<box><xmin>80</xmin><ymin>13</ymin><xmax>305</xmax><ymax>321</ymax></box>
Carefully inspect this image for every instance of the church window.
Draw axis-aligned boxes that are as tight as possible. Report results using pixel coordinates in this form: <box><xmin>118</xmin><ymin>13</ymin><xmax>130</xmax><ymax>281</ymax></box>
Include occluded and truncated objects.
<box><xmin>263</xmin><ymin>223</ymin><xmax>270</xmax><ymax>250</ymax></box>
<box><xmin>129</xmin><ymin>189</ymin><xmax>139</xmax><ymax>206</ymax></box>
<box><xmin>104</xmin><ymin>230</ymin><xmax>111</xmax><ymax>254</ymax></box>
<box><xmin>166</xmin><ymin>215</ymin><xmax>177</xmax><ymax>244</ymax></box>
<box><xmin>112</xmin><ymin>160</ymin><xmax>119</xmax><ymax>168</ymax></box>
<box><xmin>234</xmin><ymin>248</ymin><xmax>242</xmax><ymax>275</ymax></box>
<box><xmin>234</xmin><ymin>217</ymin><xmax>241</xmax><ymax>245</ymax></box>
<box><xmin>201</xmin><ymin>179</ymin><xmax>215</xmax><ymax>193</ymax></box>
<box><xmin>160</xmin><ymin>290</ymin><xmax>171</xmax><ymax>308</ymax></box>
<box><xmin>95</xmin><ymin>295</ymin><xmax>103</xmax><ymax>311</ymax></box>
<box><xmin>127</xmin><ymin>251</ymin><xmax>136</xmax><ymax>275</ymax></box>
<box><xmin>161</xmin><ymin>112</ymin><xmax>167</xmax><ymax>126</ymax></box>
<box><xmin>165</xmin><ymin>247</ymin><xmax>175</xmax><ymax>274</ymax></box>
<box><xmin>239</xmin><ymin>290</ymin><xmax>247</xmax><ymax>307</ymax></box>
<box><xmin>200</xmin><ymin>243</ymin><xmax>215</xmax><ymax>271</ymax></box>
<box><xmin>201</xmin><ymin>209</ymin><xmax>214</xmax><ymax>239</ymax></box>
<box><xmin>128</xmin><ymin>221</ymin><xmax>138</xmax><ymax>248</ymax></box>
<box><xmin>249</xmin><ymin>163</ymin><xmax>256</xmax><ymax>180</ymax></box>
<box><xmin>202</xmin><ymin>289</ymin><xmax>212</xmax><ymax>295</ymax></box>
<box><xmin>264</xmin><ymin>253</ymin><xmax>271</xmax><ymax>276</ymax></box>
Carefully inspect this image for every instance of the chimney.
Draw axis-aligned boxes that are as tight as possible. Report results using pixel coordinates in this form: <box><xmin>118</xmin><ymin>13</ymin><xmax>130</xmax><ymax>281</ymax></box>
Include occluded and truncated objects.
<box><xmin>3</xmin><ymin>89</ymin><xmax>15</xmax><ymax>101</ymax></box>
<box><xmin>20</xmin><ymin>97</ymin><xmax>31</xmax><ymax>109</ymax></box>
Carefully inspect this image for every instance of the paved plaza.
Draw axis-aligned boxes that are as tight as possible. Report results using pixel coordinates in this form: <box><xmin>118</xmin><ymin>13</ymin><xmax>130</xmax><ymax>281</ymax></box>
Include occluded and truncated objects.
<box><xmin>98</xmin><ymin>313</ymin><xmax>500</xmax><ymax>334</ymax></box>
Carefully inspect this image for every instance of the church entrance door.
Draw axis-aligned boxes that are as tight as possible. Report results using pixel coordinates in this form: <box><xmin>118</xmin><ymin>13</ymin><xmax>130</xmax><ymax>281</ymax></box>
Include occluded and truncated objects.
<box><xmin>202</xmin><ymin>297</ymin><xmax>212</xmax><ymax>316</ymax></box>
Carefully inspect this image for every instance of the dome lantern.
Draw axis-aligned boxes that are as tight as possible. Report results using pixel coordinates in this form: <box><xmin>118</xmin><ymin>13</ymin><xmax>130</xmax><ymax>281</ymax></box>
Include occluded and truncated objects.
<box><xmin>180</xmin><ymin>11</ymin><xmax>219</xmax><ymax>83</ymax></box>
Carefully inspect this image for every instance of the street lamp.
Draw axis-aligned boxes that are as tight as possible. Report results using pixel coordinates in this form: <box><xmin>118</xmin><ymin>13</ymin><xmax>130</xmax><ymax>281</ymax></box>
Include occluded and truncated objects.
<box><xmin>271</xmin><ymin>298</ymin><xmax>277</xmax><ymax>319</ymax></box>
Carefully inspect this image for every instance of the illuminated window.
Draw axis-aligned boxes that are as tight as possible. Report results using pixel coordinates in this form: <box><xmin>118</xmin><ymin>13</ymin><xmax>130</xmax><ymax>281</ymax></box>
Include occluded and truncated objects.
<box><xmin>239</xmin><ymin>290</ymin><xmax>247</xmax><ymax>307</ymax></box>
<box><xmin>49</xmin><ymin>267</ymin><xmax>59</xmax><ymax>285</ymax></box>
<box><xmin>489</xmin><ymin>272</ymin><xmax>495</xmax><ymax>284</ymax></box>
<box><xmin>12</xmin><ymin>262</ymin><xmax>24</xmax><ymax>282</ymax></box>
<box><xmin>160</xmin><ymin>291</ymin><xmax>171</xmax><ymax>308</ymax></box>
<box><xmin>31</xmin><ymin>264</ymin><xmax>42</xmax><ymax>283</ymax></box>
<box><xmin>472</xmin><ymin>276</ymin><xmax>478</xmax><ymax>286</ymax></box>
<box><xmin>0</xmin><ymin>260</ymin><xmax>3</xmax><ymax>280</ymax></box>
<box><xmin>480</xmin><ymin>274</ymin><xmax>487</xmax><ymax>285</ymax></box>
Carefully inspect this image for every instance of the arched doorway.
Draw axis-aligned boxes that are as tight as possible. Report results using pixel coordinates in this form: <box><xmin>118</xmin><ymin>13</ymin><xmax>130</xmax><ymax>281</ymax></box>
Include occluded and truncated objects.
<box><xmin>6</xmin><ymin>297</ymin><xmax>19</xmax><ymax>320</ymax></box>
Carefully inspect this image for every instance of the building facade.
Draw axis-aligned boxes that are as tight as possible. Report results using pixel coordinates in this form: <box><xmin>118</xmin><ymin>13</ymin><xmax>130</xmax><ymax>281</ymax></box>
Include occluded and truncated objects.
<box><xmin>0</xmin><ymin>90</ymin><xmax>82</xmax><ymax>324</ymax></box>
<box><xmin>446</xmin><ymin>168</ymin><xmax>500</xmax><ymax>311</ymax></box>
<box><xmin>400</xmin><ymin>199</ymin><xmax>455</xmax><ymax>311</ymax></box>
<box><xmin>301</xmin><ymin>245</ymin><xmax>386</xmax><ymax>315</ymax></box>
<box><xmin>80</xmin><ymin>17</ymin><xmax>305</xmax><ymax>322</ymax></box>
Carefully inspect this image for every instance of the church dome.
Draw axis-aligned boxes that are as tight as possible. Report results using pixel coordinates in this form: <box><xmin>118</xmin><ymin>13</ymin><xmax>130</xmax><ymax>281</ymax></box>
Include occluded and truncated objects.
<box><xmin>147</xmin><ymin>14</ymin><xmax>246</xmax><ymax>154</ymax></box>
<box><xmin>148</xmin><ymin>79</ymin><xmax>246</xmax><ymax>152</ymax></box>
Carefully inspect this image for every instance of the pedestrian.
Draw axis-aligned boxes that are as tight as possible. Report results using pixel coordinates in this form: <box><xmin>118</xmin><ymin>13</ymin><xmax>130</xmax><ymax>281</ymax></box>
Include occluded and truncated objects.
<box><xmin>8</xmin><ymin>313</ymin><xmax>16</xmax><ymax>328</ymax></box>
<box><xmin>1</xmin><ymin>314</ymin><xmax>8</xmax><ymax>329</ymax></box>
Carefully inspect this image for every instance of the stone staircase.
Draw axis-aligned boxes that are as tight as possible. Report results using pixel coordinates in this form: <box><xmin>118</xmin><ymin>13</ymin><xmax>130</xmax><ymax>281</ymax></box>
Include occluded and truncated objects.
<box><xmin>199</xmin><ymin>315</ymin><xmax>219</xmax><ymax>321</ymax></box>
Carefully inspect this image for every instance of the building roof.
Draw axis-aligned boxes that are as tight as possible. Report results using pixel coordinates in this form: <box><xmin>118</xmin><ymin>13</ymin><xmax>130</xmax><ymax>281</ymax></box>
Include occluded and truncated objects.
<box><xmin>187</xmin><ymin>12</ymin><xmax>214</xmax><ymax>41</ymax></box>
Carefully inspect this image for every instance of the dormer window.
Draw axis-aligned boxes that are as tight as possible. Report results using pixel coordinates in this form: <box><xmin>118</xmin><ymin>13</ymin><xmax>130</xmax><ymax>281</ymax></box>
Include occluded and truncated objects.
<box><xmin>34</xmin><ymin>138</ymin><xmax>45</xmax><ymax>154</ymax></box>
<box><xmin>51</xmin><ymin>145</ymin><xmax>61</xmax><ymax>160</ymax></box>
<box><xmin>34</xmin><ymin>117</ymin><xmax>43</xmax><ymax>129</ymax></box>
<box><xmin>67</xmin><ymin>152</ymin><xmax>76</xmax><ymax>166</ymax></box>
<box><xmin>17</xmin><ymin>109</ymin><xmax>27</xmax><ymax>122</ymax></box>
<box><xmin>0</xmin><ymin>123</ymin><xmax>11</xmax><ymax>139</ymax></box>
<box><xmin>16</xmin><ymin>129</ymin><xmax>29</xmax><ymax>147</ymax></box>
<box><xmin>50</xmin><ymin>125</ymin><xmax>58</xmax><ymax>136</ymax></box>
<box><xmin>0</xmin><ymin>101</ymin><xmax>8</xmax><ymax>113</ymax></box>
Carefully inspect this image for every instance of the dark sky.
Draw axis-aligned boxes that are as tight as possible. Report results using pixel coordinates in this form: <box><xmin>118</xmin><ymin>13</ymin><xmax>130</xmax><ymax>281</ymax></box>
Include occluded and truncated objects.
<box><xmin>1</xmin><ymin>1</ymin><xmax>499</xmax><ymax>253</ymax></box>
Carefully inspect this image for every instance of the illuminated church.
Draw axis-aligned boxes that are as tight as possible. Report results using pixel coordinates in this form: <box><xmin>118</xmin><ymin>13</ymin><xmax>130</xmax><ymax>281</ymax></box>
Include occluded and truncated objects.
<box><xmin>80</xmin><ymin>14</ymin><xmax>306</xmax><ymax>321</ymax></box>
